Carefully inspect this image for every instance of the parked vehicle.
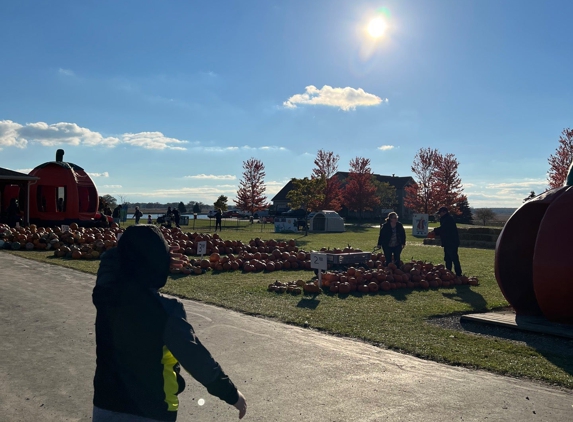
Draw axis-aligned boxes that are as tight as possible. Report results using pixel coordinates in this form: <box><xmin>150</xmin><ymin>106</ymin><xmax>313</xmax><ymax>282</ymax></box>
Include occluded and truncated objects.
<box><xmin>222</xmin><ymin>210</ymin><xmax>242</xmax><ymax>218</ymax></box>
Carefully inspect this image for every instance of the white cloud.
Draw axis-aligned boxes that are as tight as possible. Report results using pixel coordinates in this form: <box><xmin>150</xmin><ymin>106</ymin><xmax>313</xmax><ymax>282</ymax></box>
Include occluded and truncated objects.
<box><xmin>184</xmin><ymin>174</ymin><xmax>236</xmax><ymax>180</ymax></box>
<box><xmin>465</xmin><ymin>178</ymin><xmax>550</xmax><ymax>208</ymax></box>
<box><xmin>0</xmin><ymin>120</ymin><xmax>191</xmax><ymax>151</ymax></box>
<box><xmin>486</xmin><ymin>179</ymin><xmax>548</xmax><ymax>189</ymax></box>
<box><xmin>283</xmin><ymin>85</ymin><xmax>386</xmax><ymax>111</ymax></box>
<box><xmin>12</xmin><ymin>121</ymin><xmax>121</xmax><ymax>147</ymax></box>
<box><xmin>122</xmin><ymin>132</ymin><xmax>187</xmax><ymax>150</ymax></box>
<box><xmin>15</xmin><ymin>168</ymin><xmax>34</xmax><ymax>174</ymax></box>
<box><xmin>0</xmin><ymin>120</ymin><xmax>26</xmax><ymax>148</ymax></box>
<box><xmin>378</xmin><ymin>145</ymin><xmax>395</xmax><ymax>151</ymax></box>
<box><xmin>88</xmin><ymin>172</ymin><xmax>110</xmax><ymax>178</ymax></box>
<box><xmin>100</xmin><ymin>184</ymin><xmax>122</xmax><ymax>189</ymax></box>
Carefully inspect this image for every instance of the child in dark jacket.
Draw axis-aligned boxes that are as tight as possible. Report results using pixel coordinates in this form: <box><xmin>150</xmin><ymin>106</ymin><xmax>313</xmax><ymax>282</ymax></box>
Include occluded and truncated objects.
<box><xmin>92</xmin><ymin>225</ymin><xmax>246</xmax><ymax>421</ymax></box>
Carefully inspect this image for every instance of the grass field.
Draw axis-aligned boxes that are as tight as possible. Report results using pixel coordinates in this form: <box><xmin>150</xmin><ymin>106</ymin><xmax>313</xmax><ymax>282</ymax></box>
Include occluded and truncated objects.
<box><xmin>4</xmin><ymin>221</ymin><xmax>573</xmax><ymax>389</ymax></box>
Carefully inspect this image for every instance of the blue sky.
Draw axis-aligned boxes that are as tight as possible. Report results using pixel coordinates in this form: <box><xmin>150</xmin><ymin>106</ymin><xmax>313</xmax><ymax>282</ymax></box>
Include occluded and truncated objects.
<box><xmin>1</xmin><ymin>0</ymin><xmax>571</xmax><ymax>208</ymax></box>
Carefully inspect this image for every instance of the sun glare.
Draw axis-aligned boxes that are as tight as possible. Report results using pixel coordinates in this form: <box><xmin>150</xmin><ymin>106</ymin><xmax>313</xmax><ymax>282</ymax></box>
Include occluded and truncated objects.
<box><xmin>367</xmin><ymin>17</ymin><xmax>387</xmax><ymax>38</ymax></box>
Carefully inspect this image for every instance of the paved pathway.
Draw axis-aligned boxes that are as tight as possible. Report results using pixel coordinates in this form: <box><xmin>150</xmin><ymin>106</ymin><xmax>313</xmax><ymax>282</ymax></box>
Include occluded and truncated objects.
<box><xmin>0</xmin><ymin>252</ymin><xmax>572</xmax><ymax>421</ymax></box>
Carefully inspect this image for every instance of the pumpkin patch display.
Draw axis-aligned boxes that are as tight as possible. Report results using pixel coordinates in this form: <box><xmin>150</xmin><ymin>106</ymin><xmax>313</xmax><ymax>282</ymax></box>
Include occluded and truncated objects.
<box><xmin>495</xmin><ymin>169</ymin><xmax>573</xmax><ymax>323</ymax></box>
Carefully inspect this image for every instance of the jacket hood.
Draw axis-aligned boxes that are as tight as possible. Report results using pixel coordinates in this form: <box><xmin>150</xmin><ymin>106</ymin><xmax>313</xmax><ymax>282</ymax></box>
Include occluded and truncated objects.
<box><xmin>118</xmin><ymin>225</ymin><xmax>170</xmax><ymax>289</ymax></box>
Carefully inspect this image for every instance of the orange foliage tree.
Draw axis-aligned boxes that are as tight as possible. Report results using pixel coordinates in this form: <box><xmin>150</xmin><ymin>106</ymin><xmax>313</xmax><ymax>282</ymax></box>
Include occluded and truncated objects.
<box><xmin>547</xmin><ymin>128</ymin><xmax>573</xmax><ymax>189</ymax></box>
<box><xmin>311</xmin><ymin>149</ymin><xmax>343</xmax><ymax>211</ymax></box>
<box><xmin>405</xmin><ymin>148</ymin><xmax>466</xmax><ymax>215</ymax></box>
<box><xmin>234</xmin><ymin>158</ymin><xmax>269</xmax><ymax>215</ymax></box>
<box><xmin>343</xmin><ymin>157</ymin><xmax>379</xmax><ymax>219</ymax></box>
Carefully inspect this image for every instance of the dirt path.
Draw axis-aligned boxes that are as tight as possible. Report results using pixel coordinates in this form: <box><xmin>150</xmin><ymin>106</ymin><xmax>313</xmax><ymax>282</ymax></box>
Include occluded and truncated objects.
<box><xmin>1</xmin><ymin>252</ymin><xmax>572</xmax><ymax>421</ymax></box>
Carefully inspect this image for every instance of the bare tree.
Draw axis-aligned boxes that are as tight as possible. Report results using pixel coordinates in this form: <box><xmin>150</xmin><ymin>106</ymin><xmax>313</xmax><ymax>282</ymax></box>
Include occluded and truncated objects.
<box><xmin>234</xmin><ymin>158</ymin><xmax>269</xmax><ymax>215</ymax></box>
<box><xmin>475</xmin><ymin>208</ymin><xmax>495</xmax><ymax>226</ymax></box>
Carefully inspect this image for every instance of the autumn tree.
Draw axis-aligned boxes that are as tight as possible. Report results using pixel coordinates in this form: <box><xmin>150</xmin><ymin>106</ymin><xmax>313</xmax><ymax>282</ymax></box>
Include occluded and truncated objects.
<box><xmin>405</xmin><ymin>148</ymin><xmax>466</xmax><ymax>215</ymax></box>
<box><xmin>99</xmin><ymin>194</ymin><xmax>117</xmax><ymax>210</ymax></box>
<box><xmin>404</xmin><ymin>148</ymin><xmax>439</xmax><ymax>214</ymax></box>
<box><xmin>433</xmin><ymin>152</ymin><xmax>467</xmax><ymax>214</ymax></box>
<box><xmin>547</xmin><ymin>128</ymin><xmax>573</xmax><ymax>189</ymax></box>
<box><xmin>214</xmin><ymin>195</ymin><xmax>228</xmax><ymax>211</ymax></box>
<box><xmin>343</xmin><ymin>157</ymin><xmax>379</xmax><ymax>219</ymax></box>
<box><xmin>311</xmin><ymin>149</ymin><xmax>343</xmax><ymax>211</ymax></box>
<box><xmin>234</xmin><ymin>157</ymin><xmax>269</xmax><ymax>215</ymax></box>
<box><xmin>475</xmin><ymin>208</ymin><xmax>495</xmax><ymax>226</ymax></box>
<box><xmin>286</xmin><ymin>176</ymin><xmax>326</xmax><ymax>212</ymax></box>
<box><xmin>371</xmin><ymin>179</ymin><xmax>397</xmax><ymax>217</ymax></box>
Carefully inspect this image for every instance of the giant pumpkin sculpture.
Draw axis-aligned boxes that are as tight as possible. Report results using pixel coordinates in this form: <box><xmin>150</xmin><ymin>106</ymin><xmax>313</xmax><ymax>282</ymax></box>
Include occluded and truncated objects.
<box><xmin>28</xmin><ymin>149</ymin><xmax>101</xmax><ymax>226</ymax></box>
<box><xmin>495</xmin><ymin>163</ymin><xmax>573</xmax><ymax>324</ymax></box>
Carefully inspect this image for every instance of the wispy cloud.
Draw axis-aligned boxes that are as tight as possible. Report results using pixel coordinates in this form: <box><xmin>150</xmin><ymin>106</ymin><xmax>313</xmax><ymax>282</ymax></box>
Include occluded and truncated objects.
<box><xmin>378</xmin><ymin>145</ymin><xmax>395</xmax><ymax>151</ymax></box>
<box><xmin>100</xmin><ymin>184</ymin><xmax>122</xmax><ymax>189</ymax></box>
<box><xmin>122</xmin><ymin>132</ymin><xmax>187</xmax><ymax>150</ymax></box>
<box><xmin>283</xmin><ymin>85</ymin><xmax>387</xmax><ymax>111</ymax></box>
<box><xmin>184</xmin><ymin>174</ymin><xmax>236</xmax><ymax>180</ymax></box>
<box><xmin>466</xmin><ymin>178</ymin><xmax>549</xmax><ymax>208</ymax></box>
<box><xmin>88</xmin><ymin>172</ymin><xmax>109</xmax><ymax>178</ymax></box>
<box><xmin>58</xmin><ymin>68</ymin><xmax>75</xmax><ymax>77</ymax></box>
<box><xmin>201</xmin><ymin>145</ymin><xmax>288</xmax><ymax>152</ymax></box>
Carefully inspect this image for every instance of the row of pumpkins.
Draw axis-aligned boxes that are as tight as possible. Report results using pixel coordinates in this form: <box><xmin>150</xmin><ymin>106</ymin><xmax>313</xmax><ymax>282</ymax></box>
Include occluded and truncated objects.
<box><xmin>270</xmin><ymin>261</ymin><xmax>479</xmax><ymax>295</ymax></box>
<box><xmin>1</xmin><ymin>224</ymin><xmax>479</xmax><ymax>291</ymax></box>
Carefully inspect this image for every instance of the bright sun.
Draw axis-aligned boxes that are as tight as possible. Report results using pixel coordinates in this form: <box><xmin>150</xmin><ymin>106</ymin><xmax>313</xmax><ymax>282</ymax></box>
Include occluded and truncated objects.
<box><xmin>367</xmin><ymin>17</ymin><xmax>387</xmax><ymax>38</ymax></box>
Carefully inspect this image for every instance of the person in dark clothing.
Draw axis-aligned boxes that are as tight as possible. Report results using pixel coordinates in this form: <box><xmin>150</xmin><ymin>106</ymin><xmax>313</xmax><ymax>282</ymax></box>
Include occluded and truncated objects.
<box><xmin>215</xmin><ymin>208</ymin><xmax>222</xmax><ymax>231</ymax></box>
<box><xmin>377</xmin><ymin>212</ymin><xmax>406</xmax><ymax>268</ymax></box>
<box><xmin>432</xmin><ymin>206</ymin><xmax>463</xmax><ymax>276</ymax></box>
<box><xmin>112</xmin><ymin>205</ymin><xmax>122</xmax><ymax>226</ymax></box>
<box><xmin>7</xmin><ymin>198</ymin><xmax>22</xmax><ymax>228</ymax></box>
<box><xmin>172</xmin><ymin>208</ymin><xmax>180</xmax><ymax>228</ymax></box>
<box><xmin>92</xmin><ymin>225</ymin><xmax>246</xmax><ymax>421</ymax></box>
<box><xmin>133</xmin><ymin>206</ymin><xmax>143</xmax><ymax>225</ymax></box>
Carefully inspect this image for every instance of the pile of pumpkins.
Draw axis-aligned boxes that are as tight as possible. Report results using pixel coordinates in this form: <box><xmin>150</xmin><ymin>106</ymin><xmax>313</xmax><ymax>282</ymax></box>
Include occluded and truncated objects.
<box><xmin>0</xmin><ymin>222</ymin><xmax>121</xmax><ymax>260</ymax></box>
<box><xmin>270</xmin><ymin>259</ymin><xmax>479</xmax><ymax>296</ymax></box>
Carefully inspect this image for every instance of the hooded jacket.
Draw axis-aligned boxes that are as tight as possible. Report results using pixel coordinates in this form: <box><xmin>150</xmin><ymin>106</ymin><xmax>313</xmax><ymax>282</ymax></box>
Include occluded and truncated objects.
<box><xmin>93</xmin><ymin>225</ymin><xmax>238</xmax><ymax>421</ymax></box>
<box><xmin>434</xmin><ymin>212</ymin><xmax>460</xmax><ymax>248</ymax></box>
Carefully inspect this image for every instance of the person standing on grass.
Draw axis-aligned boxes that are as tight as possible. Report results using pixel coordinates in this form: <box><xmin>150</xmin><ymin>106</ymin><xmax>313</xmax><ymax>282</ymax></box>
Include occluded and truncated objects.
<box><xmin>432</xmin><ymin>206</ymin><xmax>463</xmax><ymax>276</ymax></box>
<box><xmin>112</xmin><ymin>205</ymin><xmax>122</xmax><ymax>226</ymax></box>
<box><xmin>215</xmin><ymin>208</ymin><xmax>222</xmax><ymax>231</ymax></box>
<box><xmin>377</xmin><ymin>211</ymin><xmax>406</xmax><ymax>268</ymax></box>
<box><xmin>133</xmin><ymin>206</ymin><xmax>143</xmax><ymax>225</ymax></box>
<box><xmin>92</xmin><ymin>225</ymin><xmax>247</xmax><ymax>421</ymax></box>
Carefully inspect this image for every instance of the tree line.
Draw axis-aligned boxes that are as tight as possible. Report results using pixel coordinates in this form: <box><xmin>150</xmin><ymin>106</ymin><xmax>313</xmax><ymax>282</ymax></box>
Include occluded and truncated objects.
<box><xmin>100</xmin><ymin>127</ymin><xmax>573</xmax><ymax>223</ymax></box>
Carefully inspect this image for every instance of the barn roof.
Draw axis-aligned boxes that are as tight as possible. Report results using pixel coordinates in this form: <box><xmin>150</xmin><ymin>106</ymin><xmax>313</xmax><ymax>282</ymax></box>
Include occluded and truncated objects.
<box><xmin>0</xmin><ymin>167</ymin><xmax>39</xmax><ymax>181</ymax></box>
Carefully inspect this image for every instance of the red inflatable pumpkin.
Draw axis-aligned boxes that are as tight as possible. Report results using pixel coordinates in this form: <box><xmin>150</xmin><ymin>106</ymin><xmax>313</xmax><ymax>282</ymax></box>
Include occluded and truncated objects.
<box><xmin>495</xmin><ymin>164</ymin><xmax>573</xmax><ymax>323</ymax></box>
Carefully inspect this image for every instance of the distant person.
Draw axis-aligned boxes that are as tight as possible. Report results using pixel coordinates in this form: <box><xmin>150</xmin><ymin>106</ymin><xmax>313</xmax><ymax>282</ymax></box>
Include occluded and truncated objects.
<box><xmin>215</xmin><ymin>208</ymin><xmax>222</xmax><ymax>231</ymax></box>
<box><xmin>92</xmin><ymin>225</ymin><xmax>247</xmax><ymax>421</ymax></box>
<box><xmin>7</xmin><ymin>198</ymin><xmax>22</xmax><ymax>228</ymax></box>
<box><xmin>432</xmin><ymin>206</ymin><xmax>462</xmax><ymax>276</ymax></box>
<box><xmin>165</xmin><ymin>206</ymin><xmax>173</xmax><ymax>227</ymax></box>
<box><xmin>112</xmin><ymin>205</ymin><xmax>122</xmax><ymax>226</ymax></box>
<box><xmin>172</xmin><ymin>208</ymin><xmax>180</xmax><ymax>228</ymax></box>
<box><xmin>377</xmin><ymin>212</ymin><xmax>406</xmax><ymax>268</ymax></box>
<box><xmin>133</xmin><ymin>206</ymin><xmax>143</xmax><ymax>225</ymax></box>
<box><xmin>147</xmin><ymin>214</ymin><xmax>153</xmax><ymax>224</ymax></box>
<box><xmin>103</xmin><ymin>206</ymin><xmax>112</xmax><ymax>217</ymax></box>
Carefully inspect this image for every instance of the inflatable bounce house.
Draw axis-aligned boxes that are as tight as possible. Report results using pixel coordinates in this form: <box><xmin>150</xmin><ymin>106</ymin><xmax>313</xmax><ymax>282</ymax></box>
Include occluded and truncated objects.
<box><xmin>27</xmin><ymin>149</ymin><xmax>106</xmax><ymax>226</ymax></box>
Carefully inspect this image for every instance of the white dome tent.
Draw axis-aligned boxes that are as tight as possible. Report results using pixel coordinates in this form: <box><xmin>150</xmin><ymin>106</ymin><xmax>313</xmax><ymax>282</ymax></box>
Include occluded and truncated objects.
<box><xmin>308</xmin><ymin>210</ymin><xmax>345</xmax><ymax>233</ymax></box>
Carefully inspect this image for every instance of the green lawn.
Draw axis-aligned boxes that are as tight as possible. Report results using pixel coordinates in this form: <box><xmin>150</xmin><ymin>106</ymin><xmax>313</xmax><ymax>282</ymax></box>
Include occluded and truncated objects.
<box><xmin>4</xmin><ymin>223</ymin><xmax>573</xmax><ymax>389</ymax></box>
